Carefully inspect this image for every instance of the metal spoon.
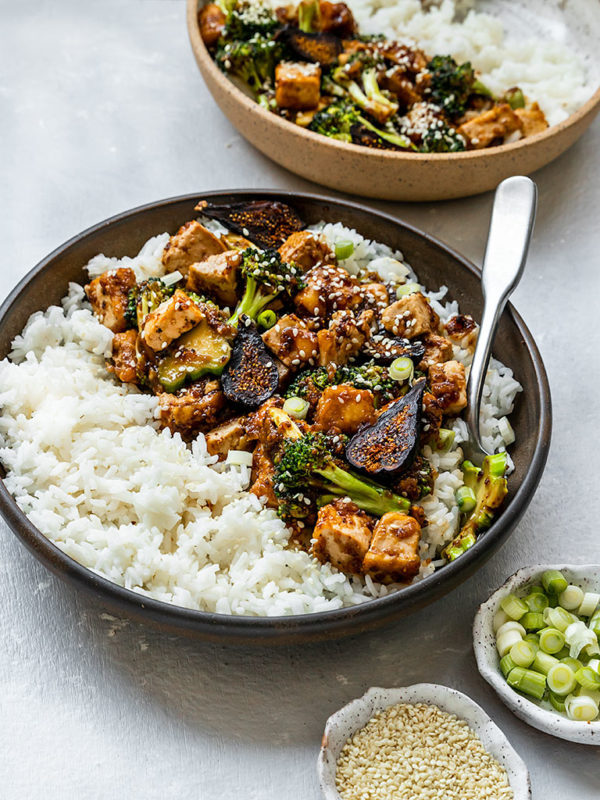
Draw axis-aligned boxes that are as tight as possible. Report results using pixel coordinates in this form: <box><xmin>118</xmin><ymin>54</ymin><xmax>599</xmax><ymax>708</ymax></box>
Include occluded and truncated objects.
<box><xmin>463</xmin><ymin>175</ymin><xmax>537</xmax><ymax>462</ymax></box>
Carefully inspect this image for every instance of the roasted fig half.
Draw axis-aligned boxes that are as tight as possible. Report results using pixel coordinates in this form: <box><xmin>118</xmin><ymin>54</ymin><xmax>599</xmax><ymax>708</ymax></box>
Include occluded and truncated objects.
<box><xmin>345</xmin><ymin>378</ymin><xmax>426</xmax><ymax>480</ymax></box>
<box><xmin>275</xmin><ymin>28</ymin><xmax>342</xmax><ymax>67</ymax></box>
<box><xmin>196</xmin><ymin>200</ymin><xmax>304</xmax><ymax>250</ymax></box>
<box><xmin>221</xmin><ymin>315</ymin><xmax>280</xmax><ymax>408</ymax></box>
<box><xmin>363</xmin><ymin>333</ymin><xmax>426</xmax><ymax>364</ymax></box>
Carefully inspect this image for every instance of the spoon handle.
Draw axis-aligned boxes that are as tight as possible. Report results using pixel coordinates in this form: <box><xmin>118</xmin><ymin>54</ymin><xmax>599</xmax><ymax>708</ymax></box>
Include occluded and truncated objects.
<box><xmin>465</xmin><ymin>176</ymin><xmax>538</xmax><ymax>454</ymax></box>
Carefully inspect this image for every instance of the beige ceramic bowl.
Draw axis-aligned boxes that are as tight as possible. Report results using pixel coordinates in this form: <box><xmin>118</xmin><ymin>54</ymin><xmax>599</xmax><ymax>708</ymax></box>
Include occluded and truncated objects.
<box><xmin>187</xmin><ymin>0</ymin><xmax>600</xmax><ymax>201</ymax></box>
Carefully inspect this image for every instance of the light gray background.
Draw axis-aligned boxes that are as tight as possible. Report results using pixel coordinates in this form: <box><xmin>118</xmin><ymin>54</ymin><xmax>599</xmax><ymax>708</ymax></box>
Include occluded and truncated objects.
<box><xmin>1</xmin><ymin>1</ymin><xmax>599</xmax><ymax>798</ymax></box>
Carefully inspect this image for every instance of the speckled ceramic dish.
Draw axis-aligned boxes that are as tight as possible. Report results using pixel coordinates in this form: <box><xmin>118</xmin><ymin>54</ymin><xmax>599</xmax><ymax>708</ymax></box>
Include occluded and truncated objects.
<box><xmin>0</xmin><ymin>191</ymin><xmax>551</xmax><ymax>643</ymax></box>
<box><xmin>474</xmin><ymin>564</ymin><xmax>600</xmax><ymax>744</ymax></box>
<box><xmin>318</xmin><ymin>684</ymin><xmax>531</xmax><ymax>798</ymax></box>
<box><xmin>187</xmin><ymin>0</ymin><xmax>600</xmax><ymax>201</ymax></box>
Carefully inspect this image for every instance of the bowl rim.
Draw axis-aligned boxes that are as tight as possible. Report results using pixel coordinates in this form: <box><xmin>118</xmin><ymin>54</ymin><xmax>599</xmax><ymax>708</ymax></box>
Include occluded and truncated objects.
<box><xmin>473</xmin><ymin>563</ymin><xmax>600</xmax><ymax>743</ymax></box>
<box><xmin>0</xmin><ymin>189</ymin><xmax>552</xmax><ymax>641</ymax></box>
<box><xmin>186</xmin><ymin>0</ymin><xmax>600</xmax><ymax>165</ymax></box>
<box><xmin>318</xmin><ymin>683</ymin><xmax>531</xmax><ymax>799</ymax></box>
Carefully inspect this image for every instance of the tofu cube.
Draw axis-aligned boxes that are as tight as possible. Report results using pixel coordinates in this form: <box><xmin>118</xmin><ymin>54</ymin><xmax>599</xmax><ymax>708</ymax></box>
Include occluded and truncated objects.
<box><xmin>262</xmin><ymin>313</ymin><xmax>318</xmax><ymax>369</ymax></box>
<box><xmin>418</xmin><ymin>332</ymin><xmax>453</xmax><ymax>369</ymax></box>
<box><xmin>161</xmin><ymin>220</ymin><xmax>226</xmax><ymax>277</ymax></box>
<box><xmin>362</xmin><ymin>512</ymin><xmax>421</xmax><ymax>580</ymax></box>
<box><xmin>278</xmin><ymin>231</ymin><xmax>334</xmax><ymax>272</ymax></box>
<box><xmin>275</xmin><ymin>62</ymin><xmax>321</xmax><ymax>110</ymax></box>
<box><xmin>142</xmin><ymin>289</ymin><xmax>204</xmax><ymax>352</ymax></box>
<box><xmin>85</xmin><ymin>267</ymin><xmax>137</xmax><ymax>333</ymax></box>
<box><xmin>381</xmin><ymin>292</ymin><xmax>439</xmax><ymax>339</ymax></box>
<box><xmin>428</xmin><ymin>359</ymin><xmax>467</xmax><ymax>415</ymax></box>
<box><xmin>187</xmin><ymin>250</ymin><xmax>241</xmax><ymax>308</ymax></box>
<box><xmin>111</xmin><ymin>329</ymin><xmax>138</xmax><ymax>383</ymax></box>
<box><xmin>312</xmin><ymin>500</ymin><xmax>373</xmax><ymax>574</ymax></box>
<box><xmin>314</xmin><ymin>385</ymin><xmax>377</xmax><ymax>435</ymax></box>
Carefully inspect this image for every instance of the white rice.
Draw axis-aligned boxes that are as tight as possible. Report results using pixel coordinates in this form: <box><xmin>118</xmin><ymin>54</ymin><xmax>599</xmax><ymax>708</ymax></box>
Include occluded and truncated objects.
<box><xmin>0</xmin><ymin>223</ymin><xmax>521</xmax><ymax>614</ymax></box>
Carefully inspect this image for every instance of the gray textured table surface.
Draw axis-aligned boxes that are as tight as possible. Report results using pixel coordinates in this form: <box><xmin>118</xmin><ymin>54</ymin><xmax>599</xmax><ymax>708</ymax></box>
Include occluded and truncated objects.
<box><xmin>1</xmin><ymin>1</ymin><xmax>599</xmax><ymax>798</ymax></box>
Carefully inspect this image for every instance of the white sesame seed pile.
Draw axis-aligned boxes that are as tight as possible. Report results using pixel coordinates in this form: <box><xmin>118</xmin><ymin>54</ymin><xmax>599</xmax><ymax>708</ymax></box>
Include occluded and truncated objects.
<box><xmin>335</xmin><ymin>702</ymin><xmax>514</xmax><ymax>800</ymax></box>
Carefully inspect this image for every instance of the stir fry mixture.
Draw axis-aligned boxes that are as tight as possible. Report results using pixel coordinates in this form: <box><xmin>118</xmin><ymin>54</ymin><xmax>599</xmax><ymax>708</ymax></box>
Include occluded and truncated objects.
<box><xmin>199</xmin><ymin>0</ymin><xmax>548</xmax><ymax>152</ymax></box>
<box><xmin>85</xmin><ymin>198</ymin><xmax>507</xmax><ymax>583</ymax></box>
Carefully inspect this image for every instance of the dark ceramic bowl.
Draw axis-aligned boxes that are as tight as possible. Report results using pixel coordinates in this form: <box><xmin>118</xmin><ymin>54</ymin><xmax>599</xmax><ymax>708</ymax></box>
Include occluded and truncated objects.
<box><xmin>0</xmin><ymin>191</ymin><xmax>551</xmax><ymax>643</ymax></box>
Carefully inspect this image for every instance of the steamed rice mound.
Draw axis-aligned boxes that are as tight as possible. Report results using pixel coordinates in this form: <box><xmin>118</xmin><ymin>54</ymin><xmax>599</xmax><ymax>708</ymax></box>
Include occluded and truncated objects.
<box><xmin>0</xmin><ymin>226</ymin><xmax>521</xmax><ymax>616</ymax></box>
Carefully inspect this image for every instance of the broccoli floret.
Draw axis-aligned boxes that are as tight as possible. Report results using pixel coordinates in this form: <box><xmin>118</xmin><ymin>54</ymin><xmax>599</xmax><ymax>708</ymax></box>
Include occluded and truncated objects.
<box><xmin>351</xmin><ymin>117</ymin><xmax>415</xmax><ymax>150</ymax></box>
<box><xmin>442</xmin><ymin>452</ymin><xmax>508</xmax><ymax>561</ymax></box>
<box><xmin>215</xmin><ymin>34</ymin><xmax>281</xmax><ymax>94</ymax></box>
<box><xmin>308</xmin><ymin>99</ymin><xmax>359</xmax><ymax>142</ymax></box>
<box><xmin>229</xmin><ymin>247</ymin><xmax>302</xmax><ymax>326</ymax></box>
<box><xmin>126</xmin><ymin>278</ymin><xmax>174</xmax><ymax>330</ymax></box>
<box><xmin>273</xmin><ymin>425</ymin><xmax>411</xmax><ymax>521</ymax></box>
<box><xmin>286</xmin><ymin>366</ymin><xmax>330</xmax><ymax>400</ymax></box>
<box><xmin>427</xmin><ymin>55</ymin><xmax>475</xmax><ymax>119</ymax></box>
<box><xmin>298</xmin><ymin>0</ymin><xmax>320</xmax><ymax>33</ymax></box>
<box><xmin>331</xmin><ymin>65</ymin><xmax>398</xmax><ymax>124</ymax></box>
<box><xmin>223</xmin><ymin>2</ymin><xmax>278</xmax><ymax>40</ymax></box>
<box><xmin>420</xmin><ymin>120</ymin><xmax>466</xmax><ymax>152</ymax></box>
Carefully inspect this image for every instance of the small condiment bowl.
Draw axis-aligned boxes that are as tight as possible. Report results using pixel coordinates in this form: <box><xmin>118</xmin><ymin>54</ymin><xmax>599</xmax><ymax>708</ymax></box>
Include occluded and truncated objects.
<box><xmin>474</xmin><ymin>564</ymin><xmax>600</xmax><ymax>745</ymax></box>
<box><xmin>318</xmin><ymin>684</ymin><xmax>531</xmax><ymax>799</ymax></box>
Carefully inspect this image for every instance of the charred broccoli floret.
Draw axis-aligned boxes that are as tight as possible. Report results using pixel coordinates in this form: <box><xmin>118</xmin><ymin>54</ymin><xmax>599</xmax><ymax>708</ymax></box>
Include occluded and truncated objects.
<box><xmin>223</xmin><ymin>1</ymin><xmax>278</xmax><ymax>40</ymax></box>
<box><xmin>427</xmin><ymin>55</ymin><xmax>475</xmax><ymax>119</ymax></box>
<box><xmin>309</xmin><ymin>100</ymin><xmax>414</xmax><ymax>149</ymax></box>
<box><xmin>215</xmin><ymin>34</ymin><xmax>282</xmax><ymax>94</ymax></box>
<box><xmin>229</xmin><ymin>247</ymin><xmax>302</xmax><ymax>326</ymax></box>
<box><xmin>331</xmin><ymin>64</ymin><xmax>398</xmax><ymax>124</ymax></box>
<box><xmin>125</xmin><ymin>278</ymin><xmax>174</xmax><ymax>330</ymax></box>
<box><xmin>273</xmin><ymin>425</ymin><xmax>411</xmax><ymax>521</ymax></box>
<box><xmin>286</xmin><ymin>366</ymin><xmax>331</xmax><ymax>399</ymax></box>
<box><xmin>420</xmin><ymin>120</ymin><xmax>466</xmax><ymax>152</ymax></box>
<box><xmin>298</xmin><ymin>0</ymin><xmax>320</xmax><ymax>33</ymax></box>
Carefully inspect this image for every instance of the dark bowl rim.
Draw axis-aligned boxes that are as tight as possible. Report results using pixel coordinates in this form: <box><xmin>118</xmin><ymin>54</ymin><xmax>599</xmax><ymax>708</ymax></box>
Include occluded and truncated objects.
<box><xmin>0</xmin><ymin>190</ymin><xmax>552</xmax><ymax>639</ymax></box>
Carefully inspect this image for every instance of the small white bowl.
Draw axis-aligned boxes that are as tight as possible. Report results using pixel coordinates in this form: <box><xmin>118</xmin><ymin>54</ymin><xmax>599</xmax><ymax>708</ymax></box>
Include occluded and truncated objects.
<box><xmin>474</xmin><ymin>564</ymin><xmax>600</xmax><ymax>745</ymax></box>
<box><xmin>318</xmin><ymin>684</ymin><xmax>531</xmax><ymax>799</ymax></box>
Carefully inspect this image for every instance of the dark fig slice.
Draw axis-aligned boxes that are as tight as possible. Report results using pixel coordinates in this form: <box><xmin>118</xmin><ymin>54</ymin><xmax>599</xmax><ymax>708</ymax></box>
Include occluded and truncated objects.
<box><xmin>221</xmin><ymin>315</ymin><xmax>279</xmax><ymax>408</ymax></box>
<box><xmin>276</xmin><ymin>28</ymin><xmax>342</xmax><ymax>66</ymax></box>
<box><xmin>345</xmin><ymin>378</ymin><xmax>426</xmax><ymax>479</ymax></box>
<box><xmin>195</xmin><ymin>200</ymin><xmax>304</xmax><ymax>250</ymax></box>
<box><xmin>363</xmin><ymin>333</ymin><xmax>426</xmax><ymax>364</ymax></box>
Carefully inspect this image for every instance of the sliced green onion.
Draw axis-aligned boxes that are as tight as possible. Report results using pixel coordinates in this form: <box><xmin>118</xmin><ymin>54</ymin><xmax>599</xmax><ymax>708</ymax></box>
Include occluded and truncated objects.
<box><xmin>455</xmin><ymin>486</ymin><xmax>476</xmax><ymax>513</ymax></box>
<box><xmin>539</xmin><ymin>627</ymin><xmax>566</xmax><ymax>655</ymax></box>
<box><xmin>565</xmin><ymin>694</ymin><xmax>599</xmax><ymax>721</ymax></box>
<box><xmin>507</xmin><ymin>667</ymin><xmax>546</xmax><ymax>700</ymax></box>
<box><xmin>528</xmin><ymin>585</ymin><xmax>546</xmax><ymax>595</ymax></box>
<box><xmin>524</xmin><ymin>633</ymin><xmax>540</xmax><ymax>651</ymax></box>
<box><xmin>396</xmin><ymin>282</ymin><xmax>420</xmax><ymax>298</ymax></box>
<box><xmin>225</xmin><ymin>449</ymin><xmax>254</xmax><ymax>467</ymax></box>
<box><xmin>555</xmin><ymin>646</ymin><xmax>571</xmax><ymax>660</ymax></box>
<box><xmin>493</xmin><ymin>608</ymin><xmax>510</xmax><ymax>634</ymax></box>
<box><xmin>497</xmin><ymin>629</ymin><xmax>524</xmax><ymax>658</ymax></box>
<box><xmin>565</xmin><ymin>620</ymin><xmax>600</xmax><ymax>659</ymax></box>
<box><xmin>389</xmin><ymin>356</ymin><xmax>414</xmax><ymax>382</ymax></box>
<box><xmin>257</xmin><ymin>309</ymin><xmax>277</xmax><ymax>330</ymax></box>
<box><xmin>500</xmin><ymin>654</ymin><xmax>517</xmax><ymax>678</ymax></box>
<box><xmin>525</xmin><ymin>592</ymin><xmax>549</xmax><ymax>613</ymax></box>
<box><xmin>162</xmin><ymin>269</ymin><xmax>183</xmax><ymax>287</ymax></box>
<box><xmin>587</xmin><ymin>658</ymin><xmax>600</xmax><ymax>672</ymax></box>
<box><xmin>521</xmin><ymin>612</ymin><xmax>545</xmax><ymax>632</ymax></box>
<box><xmin>532</xmin><ymin>651</ymin><xmax>559</xmax><ymax>675</ymax></box>
<box><xmin>437</xmin><ymin>428</ymin><xmax>455</xmax><ymax>452</ymax></box>
<box><xmin>510</xmin><ymin>640</ymin><xmax>537</xmax><ymax>668</ymax></box>
<box><xmin>282</xmin><ymin>396</ymin><xmax>310</xmax><ymax>420</ymax></box>
<box><xmin>589</xmin><ymin>609</ymin><xmax>600</xmax><ymax>637</ymax></box>
<box><xmin>549</xmin><ymin>692</ymin><xmax>567</xmax><ymax>713</ymax></box>
<box><xmin>496</xmin><ymin>621</ymin><xmax>526</xmax><ymax>638</ymax></box>
<box><xmin>543</xmin><ymin>606</ymin><xmax>575</xmax><ymax>633</ymax></box>
<box><xmin>575</xmin><ymin>666</ymin><xmax>600</xmax><ymax>691</ymax></box>
<box><xmin>558</xmin><ymin>584</ymin><xmax>584</xmax><ymax>611</ymax></box>
<box><xmin>578</xmin><ymin>592</ymin><xmax>600</xmax><ymax>617</ymax></box>
<box><xmin>542</xmin><ymin>570</ymin><xmax>568</xmax><ymax>596</ymax></box>
<box><xmin>561</xmin><ymin>656</ymin><xmax>583</xmax><ymax>672</ymax></box>
<box><xmin>334</xmin><ymin>239</ymin><xmax>354</xmax><ymax>261</ymax></box>
<box><xmin>547</xmin><ymin>663</ymin><xmax>577</xmax><ymax>696</ymax></box>
<box><xmin>500</xmin><ymin>593</ymin><xmax>528</xmax><ymax>621</ymax></box>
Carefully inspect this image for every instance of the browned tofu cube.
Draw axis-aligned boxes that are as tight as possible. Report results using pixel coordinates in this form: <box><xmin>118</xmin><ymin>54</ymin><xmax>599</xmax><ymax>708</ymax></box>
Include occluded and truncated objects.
<box><xmin>361</xmin><ymin>282</ymin><xmax>389</xmax><ymax>311</ymax></box>
<box><xmin>205</xmin><ymin>416</ymin><xmax>253</xmax><ymax>460</ymax></box>
<box><xmin>85</xmin><ymin>267</ymin><xmax>137</xmax><ymax>333</ymax></box>
<box><xmin>275</xmin><ymin>62</ymin><xmax>321</xmax><ymax>110</ymax></box>
<box><xmin>187</xmin><ymin>250</ymin><xmax>241</xmax><ymax>308</ymax></box>
<box><xmin>444</xmin><ymin>314</ymin><xmax>478</xmax><ymax>350</ymax></box>
<box><xmin>362</xmin><ymin>512</ymin><xmax>421</xmax><ymax>580</ymax></box>
<box><xmin>515</xmin><ymin>102</ymin><xmax>548</xmax><ymax>137</ymax></box>
<box><xmin>381</xmin><ymin>292</ymin><xmax>439</xmax><ymax>339</ymax></box>
<box><xmin>457</xmin><ymin>103</ymin><xmax>523</xmax><ymax>149</ymax></box>
<box><xmin>317</xmin><ymin>309</ymin><xmax>373</xmax><ymax>367</ymax></box>
<box><xmin>428</xmin><ymin>360</ymin><xmax>467</xmax><ymax>415</ymax></box>
<box><xmin>278</xmin><ymin>231</ymin><xmax>334</xmax><ymax>272</ymax></box>
<box><xmin>141</xmin><ymin>289</ymin><xmax>204</xmax><ymax>352</ymax></box>
<box><xmin>161</xmin><ymin>220</ymin><xmax>226</xmax><ymax>277</ymax></box>
<box><xmin>314</xmin><ymin>385</ymin><xmax>377</xmax><ymax>435</ymax></box>
<box><xmin>249</xmin><ymin>443</ymin><xmax>279</xmax><ymax>509</ymax></box>
<box><xmin>199</xmin><ymin>3</ymin><xmax>226</xmax><ymax>47</ymax></box>
<box><xmin>262</xmin><ymin>313</ymin><xmax>318</xmax><ymax>369</ymax></box>
<box><xmin>418</xmin><ymin>332</ymin><xmax>453</xmax><ymax>369</ymax></box>
<box><xmin>158</xmin><ymin>379</ymin><xmax>225</xmax><ymax>437</ymax></box>
<box><xmin>110</xmin><ymin>329</ymin><xmax>138</xmax><ymax>383</ymax></box>
<box><xmin>312</xmin><ymin>499</ymin><xmax>374</xmax><ymax>574</ymax></box>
